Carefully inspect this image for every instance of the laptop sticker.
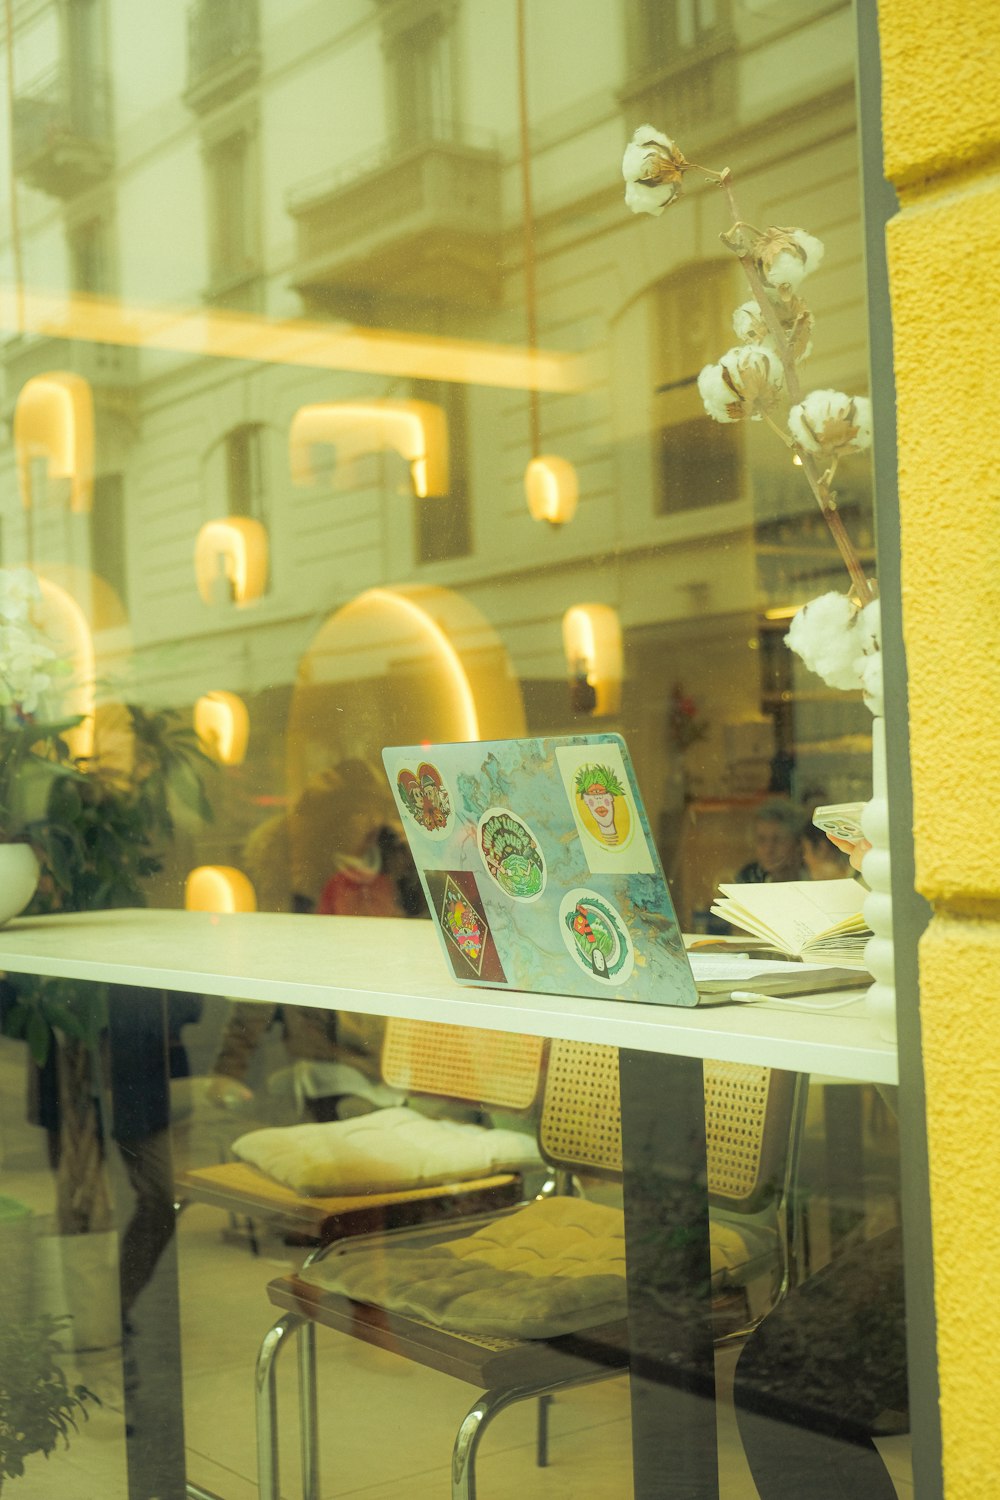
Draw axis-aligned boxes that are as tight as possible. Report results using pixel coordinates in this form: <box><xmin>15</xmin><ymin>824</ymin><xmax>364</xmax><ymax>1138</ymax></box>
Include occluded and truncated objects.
<box><xmin>425</xmin><ymin>870</ymin><xmax>507</xmax><ymax>983</ymax></box>
<box><xmin>554</xmin><ymin>742</ymin><xmax>655</xmax><ymax>875</ymax></box>
<box><xmin>395</xmin><ymin>761</ymin><xmax>453</xmax><ymax>840</ymax></box>
<box><xmin>477</xmin><ymin>807</ymin><xmax>547</xmax><ymax>901</ymax></box>
<box><xmin>559</xmin><ymin>889</ymin><xmax>635</xmax><ymax>984</ymax></box>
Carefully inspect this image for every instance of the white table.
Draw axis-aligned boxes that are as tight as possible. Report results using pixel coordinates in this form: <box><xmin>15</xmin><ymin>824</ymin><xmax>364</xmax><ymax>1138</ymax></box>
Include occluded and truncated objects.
<box><xmin>0</xmin><ymin>909</ymin><xmax>895</xmax><ymax>1083</ymax></box>
<box><xmin>0</xmin><ymin>909</ymin><xmax>894</xmax><ymax>1499</ymax></box>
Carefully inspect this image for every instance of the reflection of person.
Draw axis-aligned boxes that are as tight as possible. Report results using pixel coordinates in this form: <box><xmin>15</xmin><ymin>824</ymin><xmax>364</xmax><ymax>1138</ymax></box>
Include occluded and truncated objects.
<box><xmin>733</xmin><ymin>826</ymin><xmax>905</xmax><ymax>1497</ymax></box>
<box><xmin>207</xmin><ymin>764</ymin><xmax>426</xmax><ymax>1120</ymax></box>
<box><xmin>734</xmin><ymin>800</ymin><xmax>807</xmax><ymax>883</ymax></box>
<box><xmin>801</xmin><ymin>819</ymin><xmax>853</xmax><ymax>880</ymax></box>
<box><xmin>734</xmin><ymin>1222</ymin><xmax>906</xmax><ymax>1498</ymax></box>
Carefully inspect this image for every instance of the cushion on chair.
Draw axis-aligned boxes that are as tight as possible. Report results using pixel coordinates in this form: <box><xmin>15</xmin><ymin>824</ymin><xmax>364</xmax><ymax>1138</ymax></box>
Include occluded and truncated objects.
<box><xmin>305</xmin><ymin>1195</ymin><xmax>780</xmax><ymax>1339</ymax></box>
<box><xmin>307</xmin><ymin>1196</ymin><xmax>628</xmax><ymax>1338</ymax></box>
<box><xmin>230</xmin><ymin>1106</ymin><xmax>542</xmax><ymax>1196</ymax></box>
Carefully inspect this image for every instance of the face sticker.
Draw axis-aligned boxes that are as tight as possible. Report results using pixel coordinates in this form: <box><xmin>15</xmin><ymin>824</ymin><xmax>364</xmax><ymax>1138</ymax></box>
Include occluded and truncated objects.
<box><xmin>425</xmin><ymin>870</ymin><xmax>508</xmax><ymax>984</ymax></box>
<box><xmin>395</xmin><ymin>761</ymin><xmax>452</xmax><ymax>840</ymax></box>
<box><xmin>573</xmin><ymin>761</ymin><xmax>633</xmax><ymax>850</ymax></box>
<box><xmin>558</xmin><ymin>889</ymin><xmax>635</xmax><ymax>984</ymax></box>
<box><xmin>554</xmin><ymin>742</ymin><xmax>655</xmax><ymax>876</ymax></box>
<box><xmin>477</xmin><ymin>807</ymin><xmax>546</xmax><ymax>902</ymax></box>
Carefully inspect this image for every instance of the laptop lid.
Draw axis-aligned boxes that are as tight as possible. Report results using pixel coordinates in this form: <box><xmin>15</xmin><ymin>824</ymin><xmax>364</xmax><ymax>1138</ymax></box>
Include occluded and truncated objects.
<box><xmin>382</xmin><ymin>732</ymin><xmax>701</xmax><ymax>1009</ymax></box>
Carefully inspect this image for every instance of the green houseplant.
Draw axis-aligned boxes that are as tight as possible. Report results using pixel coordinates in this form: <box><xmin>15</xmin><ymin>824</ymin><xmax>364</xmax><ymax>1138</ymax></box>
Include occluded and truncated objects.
<box><xmin>0</xmin><ymin>567</ymin><xmax>213</xmax><ymax>1235</ymax></box>
<box><xmin>0</xmin><ymin>1311</ymin><xmax>99</xmax><ymax>1492</ymax></box>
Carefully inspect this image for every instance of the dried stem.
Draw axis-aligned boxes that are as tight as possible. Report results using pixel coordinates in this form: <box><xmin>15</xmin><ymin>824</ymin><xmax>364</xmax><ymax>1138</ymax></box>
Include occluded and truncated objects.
<box><xmin>715</xmin><ymin>168</ymin><xmax>875</xmax><ymax>605</ymax></box>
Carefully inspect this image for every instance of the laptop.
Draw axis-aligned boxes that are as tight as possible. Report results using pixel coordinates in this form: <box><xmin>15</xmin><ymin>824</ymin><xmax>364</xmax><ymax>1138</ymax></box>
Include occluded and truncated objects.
<box><xmin>382</xmin><ymin>732</ymin><xmax>864</xmax><ymax>1009</ymax></box>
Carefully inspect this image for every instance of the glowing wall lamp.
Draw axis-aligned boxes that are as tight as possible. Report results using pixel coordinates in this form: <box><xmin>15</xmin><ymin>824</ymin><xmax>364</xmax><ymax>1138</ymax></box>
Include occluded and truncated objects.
<box><xmin>289</xmin><ymin>400</ymin><xmax>449</xmax><ymax>498</ymax></box>
<box><xmin>524</xmin><ymin>454</ymin><xmax>578</xmax><ymax>525</ymax></box>
<box><xmin>562</xmin><ymin>604</ymin><xmax>623</xmax><ymax>717</ymax></box>
<box><xmin>194</xmin><ymin>691</ymin><xmax>250</xmax><ymax>766</ymax></box>
<box><xmin>194</xmin><ymin>517</ymin><xmax>268</xmax><ymax>605</ymax></box>
<box><xmin>14</xmin><ymin>371</ymin><xmax>95</xmax><ymax>513</ymax></box>
<box><xmin>185</xmin><ymin>865</ymin><xmax>257</xmax><ymax>914</ymax></box>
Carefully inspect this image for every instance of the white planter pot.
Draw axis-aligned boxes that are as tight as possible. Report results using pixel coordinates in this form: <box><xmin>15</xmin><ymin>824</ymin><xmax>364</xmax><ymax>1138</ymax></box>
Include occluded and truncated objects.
<box><xmin>0</xmin><ymin>844</ymin><xmax>40</xmax><ymax>925</ymax></box>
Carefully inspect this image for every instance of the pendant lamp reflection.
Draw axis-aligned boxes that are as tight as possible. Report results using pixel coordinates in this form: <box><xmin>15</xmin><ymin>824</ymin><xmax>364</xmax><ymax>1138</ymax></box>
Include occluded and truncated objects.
<box><xmin>194</xmin><ymin>691</ymin><xmax>250</xmax><ymax>765</ymax></box>
<box><xmin>289</xmin><ymin>400</ymin><xmax>448</xmax><ymax>498</ymax></box>
<box><xmin>185</xmin><ymin>865</ymin><xmax>257</xmax><ymax>913</ymax></box>
<box><xmin>14</xmin><ymin>371</ymin><xmax>95</xmax><ymax>513</ymax></box>
<box><xmin>562</xmin><ymin>604</ymin><xmax>622</xmax><ymax>716</ymax></box>
<box><xmin>525</xmin><ymin>454</ymin><xmax>578</xmax><ymax>525</ymax></box>
<box><xmin>194</xmin><ymin>518</ymin><xmax>268</xmax><ymax>605</ymax></box>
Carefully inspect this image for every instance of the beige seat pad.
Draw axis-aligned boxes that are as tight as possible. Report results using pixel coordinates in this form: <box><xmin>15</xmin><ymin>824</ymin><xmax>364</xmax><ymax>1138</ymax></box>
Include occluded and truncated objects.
<box><xmin>231</xmin><ymin>1106</ymin><xmax>541</xmax><ymax>1196</ymax></box>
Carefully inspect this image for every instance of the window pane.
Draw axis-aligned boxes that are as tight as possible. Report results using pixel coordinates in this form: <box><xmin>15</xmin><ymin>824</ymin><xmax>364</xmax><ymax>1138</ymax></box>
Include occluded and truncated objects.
<box><xmin>0</xmin><ymin>3</ymin><xmax>909</xmax><ymax>1499</ymax></box>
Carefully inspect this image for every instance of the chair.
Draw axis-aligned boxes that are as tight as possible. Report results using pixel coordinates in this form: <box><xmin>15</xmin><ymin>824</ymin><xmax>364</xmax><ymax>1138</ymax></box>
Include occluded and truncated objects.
<box><xmin>257</xmin><ymin>1040</ymin><xmax>808</xmax><ymax>1500</ymax></box>
<box><xmin>174</xmin><ymin>1017</ymin><xmax>545</xmax><ymax>1252</ymax></box>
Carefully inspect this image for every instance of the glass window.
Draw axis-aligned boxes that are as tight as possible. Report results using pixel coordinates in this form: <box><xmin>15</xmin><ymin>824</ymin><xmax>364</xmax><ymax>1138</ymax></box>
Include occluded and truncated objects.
<box><xmin>0</xmin><ymin>4</ymin><xmax>910</xmax><ymax>1498</ymax></box>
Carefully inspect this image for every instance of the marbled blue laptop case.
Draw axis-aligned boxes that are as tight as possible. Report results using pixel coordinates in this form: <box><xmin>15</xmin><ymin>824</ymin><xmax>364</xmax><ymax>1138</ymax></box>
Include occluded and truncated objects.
<box><xmin>383</xmin><ymin>733</ymin><xmax>699</xmax><ymax>1008</ymax></box>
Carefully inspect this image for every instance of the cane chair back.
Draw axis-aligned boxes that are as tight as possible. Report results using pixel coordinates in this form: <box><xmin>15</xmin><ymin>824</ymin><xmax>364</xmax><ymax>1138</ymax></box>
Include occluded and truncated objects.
<box><xmin>539</xmin><ymin>1039</ymin><xmax>800</xmax><ymax>1213</ymax></box>
<box><xmin>380</xmin><ymin>1018</ymin><xmax>543</xmax><ymax>1111</ymax></box>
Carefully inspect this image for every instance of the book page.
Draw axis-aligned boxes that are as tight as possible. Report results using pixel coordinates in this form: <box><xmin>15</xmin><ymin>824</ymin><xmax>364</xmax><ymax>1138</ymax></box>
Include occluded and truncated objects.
<box><xmin>711</xmin><ymin>879</ymin><xmax>867</xmax><ymax>956</ymax></box>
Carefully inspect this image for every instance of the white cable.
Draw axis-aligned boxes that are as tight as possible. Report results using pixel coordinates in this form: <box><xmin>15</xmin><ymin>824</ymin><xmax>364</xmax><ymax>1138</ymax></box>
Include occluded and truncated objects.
<box><xmin>728</xmin><ymin>991</ymin><xmax>863</xmax><ymax>1010</ymax></box>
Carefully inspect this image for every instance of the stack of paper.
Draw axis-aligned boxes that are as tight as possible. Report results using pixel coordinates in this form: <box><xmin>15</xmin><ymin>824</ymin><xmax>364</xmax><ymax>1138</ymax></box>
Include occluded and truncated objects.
<box><xmin>709</xmin><ymin>879</ymin><xmax>872</xmax><ymax>967</ymax></box>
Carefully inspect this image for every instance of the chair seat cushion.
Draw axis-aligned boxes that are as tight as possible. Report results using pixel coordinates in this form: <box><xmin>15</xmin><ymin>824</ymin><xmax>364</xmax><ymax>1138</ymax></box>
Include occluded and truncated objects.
<box><xmin>307</xmin><ymin>1196</ymin><xmax>780</xmax><ymax>1339</ymax></box>
<box><xmin>307</xmin><ymin>1196</ymin><xmax>627</xmax><ymax>1337</ymax></box>
<box><xmin>230</xmin><ymin>1107</ymin><xmax>541</xmax><ymax>1196</ymax></box>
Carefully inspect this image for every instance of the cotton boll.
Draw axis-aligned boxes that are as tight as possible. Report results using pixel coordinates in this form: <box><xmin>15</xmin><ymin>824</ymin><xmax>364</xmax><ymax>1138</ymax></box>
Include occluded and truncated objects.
<box><xmin>697</xmin><ymin>344</ymin><xmax>784</xmax><ymax>424</ymax></box>
<box><xmin>754</xmin><ymin>228</ymin><xmax>825</xmax><ymax>298</ymax></box>
<box><xmin>733</xmin><ymin>301</ymin><xmax>770</xmax><ymax>344</ymax></box>
<box><xmin>697</xmin><ymin>361</ymin><xmax>741</xmax><ymax>423</ymax></box>
<box><xmin>622</xmin><ymin>125</ymin><xmax>687</xmax><ymax>215</ymax></box>
<box><xmin>789</xmin><ymin>390</ymin><xmax>873</xmax><ymax>456</ymax></box>
<box><xmin>785</xmin><ymin>593</ymin><xmax>863</xmax><ymax>691</ymax></box>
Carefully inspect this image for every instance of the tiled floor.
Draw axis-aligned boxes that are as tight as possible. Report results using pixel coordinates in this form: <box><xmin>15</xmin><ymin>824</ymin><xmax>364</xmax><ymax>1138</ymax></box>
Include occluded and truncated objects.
<box><xmin>0</xmin><ymin>1043</ymin><xmax>913</xmax><ymax>1499</ymax></box>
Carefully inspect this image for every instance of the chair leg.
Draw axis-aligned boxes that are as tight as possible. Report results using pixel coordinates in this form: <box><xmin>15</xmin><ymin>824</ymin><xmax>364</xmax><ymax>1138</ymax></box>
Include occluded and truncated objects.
<box><xmin>298</xmin><ymin>1318</ymin><xmax>320</xmax><ymax>1500</ymax></box>
<box><xmin>535</xmin><ymin>1393</ymin><xmax>553</xmax><ymax>1467</ymax></box>
<box><xmin>255</xmin><ymin>1312</ymin><xmax>304</xmax><ymax>1500</ymax></box>
<box><xmin>453</xmin><ymin>1386</ymin><xmax>524</xmax><ymax>1500</ymax></box>
<box><xmin>452</xmin><ymin>1373</ymin><xmax>615</xmax><ymax>1500</ymax></box>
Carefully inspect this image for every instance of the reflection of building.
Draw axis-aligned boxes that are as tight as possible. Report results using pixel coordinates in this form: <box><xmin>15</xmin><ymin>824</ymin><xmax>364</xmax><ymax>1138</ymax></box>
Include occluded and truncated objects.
<box><xmin>0</xmin><ymin>0</ymin><xmax>871</xmax><ymax>905</ymax></box>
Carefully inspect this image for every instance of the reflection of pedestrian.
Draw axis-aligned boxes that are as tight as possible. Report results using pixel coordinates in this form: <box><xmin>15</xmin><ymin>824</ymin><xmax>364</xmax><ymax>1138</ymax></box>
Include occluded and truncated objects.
<box><xmin>208</xmin><ymin>766</ymin><xmax>427</xmax><ymax>1120</ymax></box>
<box><xmin>108</xmin><ymin>989</ymin><xmax>203</xmax><ymax>1319</ymax></box>
<box><xmin>734</xmin><ymin>800</ymin><xmax>807</xmax><ymax>884</ymax></box>
<box><xmin>734</xmin><ymin>1223</ymin><xmax>907</xmax><ymax>1498</ymax></box>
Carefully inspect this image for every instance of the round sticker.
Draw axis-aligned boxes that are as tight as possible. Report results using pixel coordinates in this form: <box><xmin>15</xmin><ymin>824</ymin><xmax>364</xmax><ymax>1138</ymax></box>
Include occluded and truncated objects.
<box><xmin>477</xmin><ymin>807</ymin><xmax>546</xmax><ymax>902</ymax></box>
<box><xmin>395</xmin><ymin>761</ymin><xmax>453</xmax><ymax>841</ymax></box>
<box><xmin>558</xmin><ymin>889</ymin><xmax>635</xmax><ymax>984</ymax></box>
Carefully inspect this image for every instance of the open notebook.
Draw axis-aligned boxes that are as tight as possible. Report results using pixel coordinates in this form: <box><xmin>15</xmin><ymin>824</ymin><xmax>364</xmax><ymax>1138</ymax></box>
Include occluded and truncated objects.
<box><xmin>710</xmin><ymin>879</ymin><xmax>872</xmax><ymax>968</ymax></box>
<box><xmin>383</xmin><ymin>733</ymin><xmax>865</xmax><ymax>1009</ymax></box>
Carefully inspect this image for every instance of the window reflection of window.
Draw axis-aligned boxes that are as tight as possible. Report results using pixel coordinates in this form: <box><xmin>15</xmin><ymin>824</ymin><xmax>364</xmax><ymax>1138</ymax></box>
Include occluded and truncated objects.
<box><xmin>381</xmin><ymin>1</ymin><xmax>456</xmax><ymax>144</ymax></box>
<box><xmin>412</xmin><ymin>381</ymin><xmax>470</xmax><ymax>563</ymax></box>
<box><xmin>226</xmin><ymin>422</ymin><xmax>266</xmax><ymax>523</ymax></box>
<box><xmin>652</xmin><ymin>261</ymin><xmax>742</xmax><ymax>515</ymax></box>
<box><xmin>68</xmin><ymin>215</ymin><xmax>112</xmax><ymax>294</ymax></box>
<box><xmin>205</xmin><ymin>128</ymin><xmax>257</xmax><ymax>288</ymax></box>
<box><xmin>631</xmin><ymin>0</ymin><xmax>727</xmax><ymax>61</ymax></box>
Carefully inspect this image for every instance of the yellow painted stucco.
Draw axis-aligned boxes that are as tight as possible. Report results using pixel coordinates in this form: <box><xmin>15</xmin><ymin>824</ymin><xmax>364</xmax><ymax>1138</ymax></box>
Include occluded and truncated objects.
<box><xmin>880</xmin><ymin>0</ymin><xmax>1000</xmax><ymax>1493</ymax></box>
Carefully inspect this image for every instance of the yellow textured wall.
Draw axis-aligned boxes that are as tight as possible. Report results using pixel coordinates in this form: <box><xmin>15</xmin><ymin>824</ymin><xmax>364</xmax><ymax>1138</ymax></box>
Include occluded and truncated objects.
<box><xmin>880</xmin><ymin>0</ymin><xmax>1000</xmax><ymax>1493</ymax></box>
